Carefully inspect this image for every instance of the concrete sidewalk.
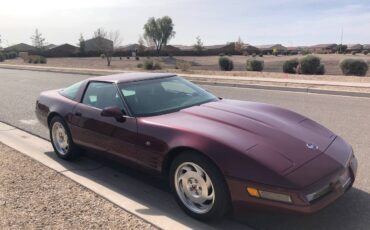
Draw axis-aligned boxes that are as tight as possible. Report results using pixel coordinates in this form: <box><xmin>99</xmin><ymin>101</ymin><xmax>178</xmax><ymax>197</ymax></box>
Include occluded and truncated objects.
<box><xmin>1</xmin><ymin>63</ymin><xmax>370</xmax><ymax>97</ymax></box>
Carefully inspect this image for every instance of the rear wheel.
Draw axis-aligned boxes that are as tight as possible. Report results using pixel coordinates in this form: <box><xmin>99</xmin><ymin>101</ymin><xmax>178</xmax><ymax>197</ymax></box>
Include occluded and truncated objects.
<box><xmin>50</xmin><ymin>116</ymin><xmax>80</xmax><ymax>160</ymax></box>
<box><xmin>169</xmin><ymin>151</ymin><xmax>231</xmax><ymax>220</ymax></box>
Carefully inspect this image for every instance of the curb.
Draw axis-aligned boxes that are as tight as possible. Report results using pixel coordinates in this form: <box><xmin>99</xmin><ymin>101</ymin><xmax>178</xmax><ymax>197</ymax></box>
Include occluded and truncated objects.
<box><xmin>0</xmin><ymin>121</ymin><xmax>250</xmax><ymax>230</ymax></box>
<box><xmin>1</xmin><ymin>65</ymin><xmax>370</xmax><ymax>98</ymax></box>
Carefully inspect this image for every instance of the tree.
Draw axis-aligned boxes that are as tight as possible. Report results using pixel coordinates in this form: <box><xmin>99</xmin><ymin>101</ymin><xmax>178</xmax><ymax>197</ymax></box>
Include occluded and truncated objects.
<box><xmin>138</xmin><ymin>35</ymin><xmax>145</xmax><ymax>52</ymax></box>
<box><xmin>193</xmin><ymin>36</ymin><xmax>204</xmax><ymax>53</ymax></box>
<box><xmin>93</xmin><ymin>28</ymin><xmax>122</xmax><ymax>66</ymax></box>
<box><xmin>31</xmin><ymin>29</ymin><xmax>46</xmax><ymax>50</ymax></box>
<box><xmin>143</xmin><ymin>16</ymin><xmax>175</xmax><ymax>55</ymax></box>
<box><xmin>234</xmin><ymin>36</ymin><xmax>244</xmax><ymax>53</ymax></box>
<box><xmin>78</xmin><ymin>34</ymin><xmax>86</xmax><ymax>54</ymax></box>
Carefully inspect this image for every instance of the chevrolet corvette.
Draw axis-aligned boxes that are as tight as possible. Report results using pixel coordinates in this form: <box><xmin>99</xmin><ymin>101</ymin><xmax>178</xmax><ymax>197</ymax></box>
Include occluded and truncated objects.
<box><xmin>35</xmin><ymin>73</ymin><xmax>357</xmax><ymax>220</ymax></box>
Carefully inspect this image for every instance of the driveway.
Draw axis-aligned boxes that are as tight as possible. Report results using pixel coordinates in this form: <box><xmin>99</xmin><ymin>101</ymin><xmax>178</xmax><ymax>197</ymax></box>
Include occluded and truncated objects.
<box><xmin>0</xmin><ymin>68</ymin><xmax>369</xmax><ymax>229</ymax></box>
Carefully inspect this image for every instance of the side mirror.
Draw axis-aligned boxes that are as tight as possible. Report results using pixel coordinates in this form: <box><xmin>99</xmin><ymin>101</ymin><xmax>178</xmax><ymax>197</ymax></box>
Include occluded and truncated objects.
<box><xmin>101</xmin><ymin>106</ymin><xmax>126</xmax><ymax>122</ymax></box>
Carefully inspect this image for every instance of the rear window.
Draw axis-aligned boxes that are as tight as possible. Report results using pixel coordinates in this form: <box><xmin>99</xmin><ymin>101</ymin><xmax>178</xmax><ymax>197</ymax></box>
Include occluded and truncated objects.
<box><xmin>60</xmin><ymin>81</ymin><xmax>84</xmax><ymax>100</ymax></box>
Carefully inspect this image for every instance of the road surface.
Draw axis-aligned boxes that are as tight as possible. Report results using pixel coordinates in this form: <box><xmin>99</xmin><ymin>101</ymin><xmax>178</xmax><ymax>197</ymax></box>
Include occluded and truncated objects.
<box><xmin>0</xmin><ymin>68</ymin><xmax>369</xmax><ymax>230</ymax></box>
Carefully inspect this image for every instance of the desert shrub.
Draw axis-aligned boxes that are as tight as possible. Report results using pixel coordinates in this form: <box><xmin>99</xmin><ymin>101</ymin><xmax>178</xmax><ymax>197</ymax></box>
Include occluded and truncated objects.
<box><xmin>144</xmin><ymin>59</ymin><xmax>154</xmax><ymax>70</ymax></box>
<box><xmin>219</xmin><ymin>53</ymin><xmax>225</xmax><ymax>57</ymax></box>
<box><xmin>316</xmin><ymin>64</ymin><xmax>325</xmax><ymax>75</ymax></box>
<box><xmin>6</xmin><ymin>52</ymin><xmax>17</xmax><ymax>59</ymax></box>
<box><xmin>136</xmin><ymin>56</ymin><xmax>140</xmax><ymax>60</ymax></box>
<box><xmin>0</xmin><ymin>53</ymin><xmax>5</xmax><ymax>62</ymax></box>
<box><xmin>27</xmin><ymin>55</ymin><xmax>47</xmax><ymax>64</ymax></box>
<box><xmin>127</xmin><ymin>56</ymin><xmax>130</xmax><ymax>59</ymax></box>
<box><xmin>259</xmin><ymin>53</ymin><xmax>263</xmax><ymax>57</ymax></box>
<box><xmin>300</xmin><ymin>50</ymin><xmax>311</xmax><ymax>55</ymax></box>
<box><xmin>246</xmin><ymin>59</ymin><xmax>264</xmax><ymax>72</ymax></box>
<box><xmin>143</xmin><ymin>59</ymin><xmax>161</xmax><ymax>70</ymax></box>
<box><xmin>298</xmin><ymin>55</ymin><xmax>325</xmax><ymax>75</ymax></box>
<box><xmin>100</xmin><ymin>54</ymin><xmax>105</xmax><ymax>59</ymax></box>
<box><xmin>218</xmin><ymin>57</ymin><xmax>234</xmax><ymax>71</ymax></box>
<box><xmin>340</xmin><ymin>59</ymin><xmax>368</xmax><ymax>76</ymax></box>
<box><xmin>176</xmin><ymin>60</ymin><xmax>192</xmax><ymax>71</ymax></box>
<box><xmin>137</xmin><ymin>63</ymin><xmax>143</xmax><ymax>68</ymax></box>
<box><xmin>364</xmin><ymin>51</ymin><xmax>369</xmax><ymax>55</ymax></box>
<box><xmin>154</xmin><ymin>62</ymin><xmax>162</xmax><ymax>70</ymax></box>
<box><xmin>351</xmin><ymin>51</ymin><xmax>357</xmax><ymax>55</ymax></box>
<box><xmin>252</xmin><ymin>53</ymin><xmax>256</xmax><ymax>57</ymax></box>
<box><xmin>39</xmin><ymin>56</ymin><xmax>47</xmax><ymax>64</ymax></box>
<box><xmin>283</xmin><ymin>58</ymin><xmax>299</xmax><ymax>74</ymax></box>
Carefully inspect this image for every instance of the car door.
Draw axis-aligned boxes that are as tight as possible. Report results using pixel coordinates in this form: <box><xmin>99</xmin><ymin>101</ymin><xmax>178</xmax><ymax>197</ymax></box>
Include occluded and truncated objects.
<box><xmin>72</xmin><ymin>81</ymin><xmax>137</xmax><ymax>160</ymax></box>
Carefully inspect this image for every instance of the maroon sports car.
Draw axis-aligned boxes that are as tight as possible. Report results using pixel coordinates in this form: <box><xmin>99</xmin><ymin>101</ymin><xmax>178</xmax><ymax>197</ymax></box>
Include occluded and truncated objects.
<box><xmin>36</xmin><ymin>73</ymin><xmax>357</xmax><ymax>220</ymax></box>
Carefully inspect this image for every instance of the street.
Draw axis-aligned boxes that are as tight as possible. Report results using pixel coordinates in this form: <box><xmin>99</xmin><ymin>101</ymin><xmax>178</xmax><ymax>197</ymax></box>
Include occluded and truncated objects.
<box><xmin>0</xmin><ymin>68</ymin><xmax>369</xmax><ymax>229</ymax></box>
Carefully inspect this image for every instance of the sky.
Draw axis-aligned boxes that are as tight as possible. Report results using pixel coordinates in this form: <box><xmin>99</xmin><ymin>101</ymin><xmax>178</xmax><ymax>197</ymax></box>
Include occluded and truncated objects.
<box><xmin>1</xmin><ymin>0</ymin><xmax>370</xmax><ymax>47</ymax></box>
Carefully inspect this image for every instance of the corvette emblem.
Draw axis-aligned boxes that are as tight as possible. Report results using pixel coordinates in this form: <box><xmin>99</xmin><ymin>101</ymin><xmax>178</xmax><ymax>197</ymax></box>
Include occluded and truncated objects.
<box><xmin>306</xmin><ymin>143</ymin><xmax>319</xmax><ymax>150</ymax></box>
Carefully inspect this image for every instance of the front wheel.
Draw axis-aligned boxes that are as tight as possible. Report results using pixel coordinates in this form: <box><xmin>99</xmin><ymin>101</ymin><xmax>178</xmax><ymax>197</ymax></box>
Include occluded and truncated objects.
<box><xmin>169</xmin><ymin>151</ymin><xmax>231</xmax><ymax>221</ymax></box>
<box><xmin>50</xmin><ymin>116</ymin><xmax>80</xmax><ymax>160</ymax></box>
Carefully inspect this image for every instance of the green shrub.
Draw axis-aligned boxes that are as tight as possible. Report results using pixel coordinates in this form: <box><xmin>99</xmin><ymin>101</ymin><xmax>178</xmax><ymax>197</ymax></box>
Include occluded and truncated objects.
<box><xmin>5</xmin><ymin>52</ymin><xmax>17</xmax><ymax>59</ymax></box>
<box><xmin>137</xmin><ymin>63</ymin><xmax>143</xmax><ymax>68</ymax></box>
<box><xmin>27</xmin><ymin>55</ymin><xmax>47</xmax><ymax>64</ymax></box>
<box><xmin>143</xmin><ymin>59</ymin><xmax>161</xmax><ymax>70</ymax></box>
<box><xmin>246</xmin><ymin>59</ymin><xmax>264</xmax><ymax>72</ymax></box>
<box><xmin>153</xmin><ymin>62</ymin><xmax>162</xmax><ymax>70</ymax></box>
<box><xmin>176</xmin><ymin>60</ymin><xmax>192</xmax><ymax>71</ymax></box>
<box><xmin>340</xmin><ymin>59</ymin><xmax>368</xmax><ymax>76</ymax></box>
<box><xmin>144</xmin><ymin>60</ymin><xmax>154</xmax><ymax>70</ymax></box>
<box><xmin>283</xmin><ymin>58</ymin><xmax>299</xmax><ymax>74</ymax></box>
<box><xmin>298</xmin><ymin>55</ymin><xmax>325</xmax><ymax>75</ymax></box>
<box><xmin>39</xmin><ymin>56</ymin><xmax>47</xmax><ymax>64</ymax></box>
<box><xmin>300</xmin><ymin>49</ymin><xmax>311</xmax><ymax>55</ymax></box>
<box><xmin>218</xmin><ymin>57</ymin><xmax>234</xmax><ymax>71</ymax></box>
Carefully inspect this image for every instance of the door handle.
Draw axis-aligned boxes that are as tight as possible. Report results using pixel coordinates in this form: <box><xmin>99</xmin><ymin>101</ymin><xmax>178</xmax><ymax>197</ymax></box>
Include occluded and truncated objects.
<box><xmin>75</xmin><ymin>112</ymin><xmax>82</xmax><ymax>117</ymax></box>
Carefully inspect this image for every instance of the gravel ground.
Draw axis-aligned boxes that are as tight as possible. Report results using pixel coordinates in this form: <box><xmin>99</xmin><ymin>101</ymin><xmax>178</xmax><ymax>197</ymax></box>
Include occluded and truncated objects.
<box><xmin>0</xmin><ymin>142</ymin><xmax>157</xmax><ymax>230</ymax></box>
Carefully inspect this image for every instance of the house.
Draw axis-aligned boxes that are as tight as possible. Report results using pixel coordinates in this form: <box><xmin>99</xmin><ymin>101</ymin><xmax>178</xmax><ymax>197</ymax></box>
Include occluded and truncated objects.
<box><xmin>118</xmin><ymin>43</ymin><xmax>146</xmax><ymax>52</ymax></box>
<box><xmin>44</xmin><ymin>44</ymin><xmax>79</xmax><ymax>57</ymax></box>
<box><xmin>85</xmin><ymin>37</ymin><xmax>113</xmax><ymax>53</ymax></box>
<box><xmin>347</xmin><ymin>44</ymin><xmax>363</xmax><ymax>53</ymax></box>
<box><xmin>163</xmin><ymin>45</ymin><xmax>181</xmax><ymax>52</ymax></box>
<box><xmin>4</xmin><ymin>43</ymin><xmax>36</xmax><ymax>52</ymax></box>
<box><xmin>45</xmin><ymin>44</ymin><xmax>57</xmax><ymax>50</ymax></box>
<box><xmin>241</xmin><ymin>44</ymin><xmax>260</xmax><ymax>54</ymax></box>
<box><xmin>363</xmin><ymin>44</ymin><xmax>370</xmax><ymax>51</ymax></box>
<box><xmin>173</xmin><ymin>45</ymin><xmax>194</xmax><ymax>51</ymax></box>
<box><xmin>309</xmin><ymin>44</ymin><xmax>337</xmax><ymax>54</ymax></box>
<box><xmin>256</xmin><ymin>44</ymin><xmax>287</xmax><ymax>55</ymax></box>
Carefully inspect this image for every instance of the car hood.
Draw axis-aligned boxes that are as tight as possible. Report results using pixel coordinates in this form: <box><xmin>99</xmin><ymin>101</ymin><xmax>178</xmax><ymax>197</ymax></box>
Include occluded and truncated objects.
<box><xmin>177</xmin><ymin>99</ymin><xmax>337</xmax><ymax>174</ymax></box>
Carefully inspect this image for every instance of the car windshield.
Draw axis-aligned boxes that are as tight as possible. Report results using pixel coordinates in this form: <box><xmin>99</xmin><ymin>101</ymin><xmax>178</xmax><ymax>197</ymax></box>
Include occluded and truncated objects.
<box><xmin>118</xmin><ymin>76</ymin><xmax>218</xmax><ymax>117</ymax></box>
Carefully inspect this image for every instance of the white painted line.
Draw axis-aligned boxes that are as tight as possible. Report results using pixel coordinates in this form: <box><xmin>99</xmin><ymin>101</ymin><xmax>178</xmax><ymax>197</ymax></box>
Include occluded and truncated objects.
<box><xmin>0</xmin><ymin>122</ymin><xmax>249</xmax><ymax>230</ymax></box>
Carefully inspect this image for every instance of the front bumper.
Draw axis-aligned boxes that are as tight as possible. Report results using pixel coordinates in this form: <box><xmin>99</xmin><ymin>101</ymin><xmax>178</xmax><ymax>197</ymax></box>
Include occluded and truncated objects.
<box><xmin>228</xmin><ymin>154</ymin><xmax>357</xmax><ymax>214</ymax></box>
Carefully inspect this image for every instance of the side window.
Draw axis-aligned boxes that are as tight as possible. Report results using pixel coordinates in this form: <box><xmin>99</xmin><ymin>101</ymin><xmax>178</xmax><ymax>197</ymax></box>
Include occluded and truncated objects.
<box><xmin>60</xmin><ymin>81</ymin><xmax>84</xmax><ymax>100</ymax></box>
<box><xmin>82</xmin><ymin>82</ymin><xmax>125</xmax><ymax>111</ymax></box>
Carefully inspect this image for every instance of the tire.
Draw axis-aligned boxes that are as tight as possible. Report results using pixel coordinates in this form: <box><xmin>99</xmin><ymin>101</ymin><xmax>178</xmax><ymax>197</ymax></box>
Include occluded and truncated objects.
<box><xmin>49</xmin><ymin>116</ymin><xmax>80</xmax><ymax>160</ymax></box>
<box><xmin>169</xmin><ymin>151</ymin><xmax>231</xmax><ymax>221</ymax></box>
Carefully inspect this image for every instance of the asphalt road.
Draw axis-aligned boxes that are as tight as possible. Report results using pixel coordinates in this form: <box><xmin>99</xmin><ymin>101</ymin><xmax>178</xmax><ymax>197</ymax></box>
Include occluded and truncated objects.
<box><xmin>0</xmin><ymin>68</ymin><xmax>369</xmax><ymax>230</ymax></box>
